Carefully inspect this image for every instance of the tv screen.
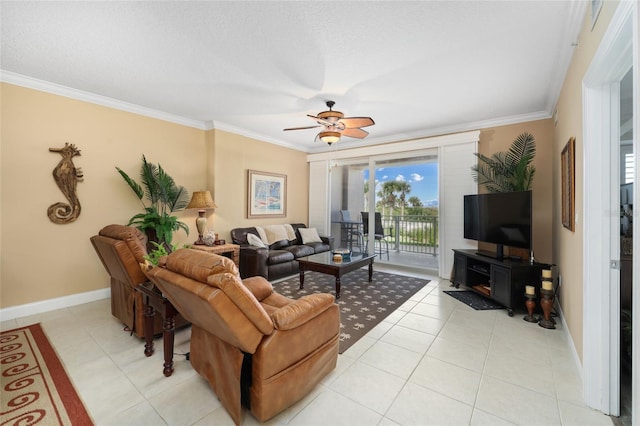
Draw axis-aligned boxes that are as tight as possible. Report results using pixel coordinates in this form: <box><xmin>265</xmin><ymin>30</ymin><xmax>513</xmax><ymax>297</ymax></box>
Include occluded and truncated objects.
<box><xmin>464</xmin><ymin>191</ymin><xmax>532</xmax><ymax>258</ymax></box>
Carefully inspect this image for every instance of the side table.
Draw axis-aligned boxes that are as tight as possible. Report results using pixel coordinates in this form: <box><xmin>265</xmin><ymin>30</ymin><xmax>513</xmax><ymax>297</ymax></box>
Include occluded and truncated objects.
<box><xmin>136</xmin><ymin>281</ymin><xmax>180</xmax><ymax>377</ymax></box>
<box><xmin>191</xmin><ymin>243</ymin><xmax>240</xmax><ymax>266</ymax></box>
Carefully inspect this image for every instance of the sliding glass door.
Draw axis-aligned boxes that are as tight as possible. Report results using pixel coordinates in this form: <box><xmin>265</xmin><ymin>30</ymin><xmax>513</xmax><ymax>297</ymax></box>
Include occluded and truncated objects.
<box><xmin>330</xmin><ymin>152</ymin><xmax>439</xmax><ymax>272</ymax></box>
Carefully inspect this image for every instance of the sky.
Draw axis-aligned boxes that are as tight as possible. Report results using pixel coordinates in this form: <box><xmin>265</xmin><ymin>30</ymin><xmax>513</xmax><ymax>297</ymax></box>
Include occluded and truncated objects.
<box><xmin>363</xmin><ymin>163</ymin><xmax>439</xmax><ymax>206</ymax></box>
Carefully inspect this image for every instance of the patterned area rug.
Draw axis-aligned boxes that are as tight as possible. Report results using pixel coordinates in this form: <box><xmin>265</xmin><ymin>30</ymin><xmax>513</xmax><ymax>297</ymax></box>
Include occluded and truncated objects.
<box><xmin>275</xmin><ymin>270</ymin><xmax>430</xmax><ymax>353</ymax></box>
<box><xmin>0</xmin><ymin>323</ymin><xmax>93</xmax><ymax>425</ymax></box>
<box><xmin>443</xmin><ymin>290</ymin><xmax>505</xmax><ymax>311</ymax></box>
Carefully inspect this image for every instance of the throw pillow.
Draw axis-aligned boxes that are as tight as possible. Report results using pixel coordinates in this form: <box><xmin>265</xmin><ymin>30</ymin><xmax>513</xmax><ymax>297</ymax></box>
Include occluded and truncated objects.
<box><xmin>299</xmin><ymin>227</ymin><xmax>322</xmax><ymax>244</ymax></box>
<box><xmin>247</xmin><ymin>233</ymin><xmax>266</xmax><ymax>248</ymax></box>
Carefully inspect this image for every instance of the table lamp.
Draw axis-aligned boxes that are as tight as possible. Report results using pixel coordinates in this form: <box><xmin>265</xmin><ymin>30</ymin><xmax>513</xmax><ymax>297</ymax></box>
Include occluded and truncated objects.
<box><xmin>186</xmin><ymin>190</ymin><xmax>217</xmax><ymax>245</ymax></box>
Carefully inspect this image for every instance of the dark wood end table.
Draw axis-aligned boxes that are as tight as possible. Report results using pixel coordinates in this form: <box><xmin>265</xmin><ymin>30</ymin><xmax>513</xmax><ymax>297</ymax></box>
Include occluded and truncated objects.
<box><xmin>298</xmin><ymin>252</ymin><xmax>375</xmax><ymax>299</ymax></box>
<box><xmin>136</xmin><ymin>281</ymin><xmax>179</xmax><ymax>377</ymax></box>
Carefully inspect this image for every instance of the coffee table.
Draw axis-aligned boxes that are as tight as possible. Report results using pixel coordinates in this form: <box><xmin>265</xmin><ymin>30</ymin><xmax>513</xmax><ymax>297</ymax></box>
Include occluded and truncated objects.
<box><xmin>298</xmin><ymin>251</ymin><xmax>375</xmax><ymax>299</ymax></box>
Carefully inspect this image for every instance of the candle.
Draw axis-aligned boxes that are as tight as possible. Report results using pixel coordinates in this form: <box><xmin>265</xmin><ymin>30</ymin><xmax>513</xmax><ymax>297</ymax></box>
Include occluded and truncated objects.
<box><xmin>542</xmin><ymin>269</ymin><xmax>552</xmax><ymax>278</ymax></box>
<box><xmin>525</xmin><ymin>285</ymin><xmax>535</xmax><ymax>295</ymax></box>
<box><xmin>542</xmin><ymin>280</ymin><xmax>553</xmax><ymax>290</ymax></box>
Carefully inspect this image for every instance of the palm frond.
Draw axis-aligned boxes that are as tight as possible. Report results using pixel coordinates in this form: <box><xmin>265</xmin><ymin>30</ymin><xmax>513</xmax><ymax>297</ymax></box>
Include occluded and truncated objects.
<box><xmin>506</xmin><ymin>132</ymin><xmax>536</xmax><ymax>167</ymax></box>
<box><xmin>472</xmin><ymin>132</ymin><xmax>537</xmax><ymax>192</ymax></box>
<box><xmin>115</xmin><ymin>167</ymin><xmax>144</xmax><ymax>201</ymax></box>
<box><xmin>140</xmin><ymin>155</ymin><xmax>160</xmax><ymax>207</ymax></box>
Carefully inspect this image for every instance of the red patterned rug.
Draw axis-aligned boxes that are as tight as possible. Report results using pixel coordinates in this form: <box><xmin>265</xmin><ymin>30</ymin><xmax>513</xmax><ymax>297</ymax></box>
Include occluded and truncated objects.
<box><xmin>1</xmin><ymin>323</ymin><xmax>93</xmax><ymax>425</ymax></box>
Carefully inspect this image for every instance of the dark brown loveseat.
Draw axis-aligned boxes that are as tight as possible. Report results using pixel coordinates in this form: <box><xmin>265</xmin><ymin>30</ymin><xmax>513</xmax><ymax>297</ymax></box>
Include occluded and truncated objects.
<box><xmin>230</xmin><ymin>223</ymin><xmax>333</xmax><ymax>281</ymax></box>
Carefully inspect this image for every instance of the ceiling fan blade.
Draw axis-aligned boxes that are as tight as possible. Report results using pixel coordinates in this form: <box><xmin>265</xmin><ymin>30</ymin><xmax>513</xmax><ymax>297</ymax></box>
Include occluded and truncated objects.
<box><xmin>307</xmin><ymin>114</ymin><xmax>334</xmax><ymax>127</ymax></box>
<box><xmin>283</xmin><ymin>125</ymin><xmax>322</xmax><ymax>131</ymax></box>
<box><xmin>339</xmin><ymin>117</ymin><xmax>375</xmax><ymax>128</ymax></box>
<box><xmin>341</xmin><ymin>128</ymin><xmax>369</xmax><ymax>139</ymax></box>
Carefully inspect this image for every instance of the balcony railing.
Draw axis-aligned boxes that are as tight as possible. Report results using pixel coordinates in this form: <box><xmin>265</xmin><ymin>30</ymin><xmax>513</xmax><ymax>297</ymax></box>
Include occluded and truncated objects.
<box><xmin>378</xmin><ymin>214</ymin><xmax>439</xmax><ymax>255</ymax></box>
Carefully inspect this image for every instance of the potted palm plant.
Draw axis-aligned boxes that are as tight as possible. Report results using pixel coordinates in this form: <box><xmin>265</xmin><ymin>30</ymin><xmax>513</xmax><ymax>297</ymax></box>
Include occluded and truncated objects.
<box><xmin>471</xmin><ymin>132</ymin><xmax>537</xmax><ymax>193</ymax></box>
<box><xmin>116</xmin><ymin>155</ymin><xmax>190</xmax><ymax>251</ymax></box>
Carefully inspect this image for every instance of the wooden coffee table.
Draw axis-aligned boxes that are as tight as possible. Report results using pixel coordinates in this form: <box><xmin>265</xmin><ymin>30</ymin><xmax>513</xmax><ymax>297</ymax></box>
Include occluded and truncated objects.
<box><xmin>298</xmin><ymin>252</ymin><xmax>375</xmax><ymax>299</ymax></box>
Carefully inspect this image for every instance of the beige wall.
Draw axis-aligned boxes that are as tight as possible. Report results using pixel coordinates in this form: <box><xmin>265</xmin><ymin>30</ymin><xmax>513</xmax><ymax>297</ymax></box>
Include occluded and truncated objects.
<box><xmin>477</xmin><ymin>119</ymin><xmax>555</xmax><ymax>265</ymax></box>
<box><xmin>211</xmin><ymin>129</ymin><xmax>309</xmax><ymax>240</ymax></box>
<box><xmin>0</xmin><ymin>83</ymin><xmax>308</xmax><ymax>309</ymax></box>
<box><xmin>552</xmin><ymin>1</ymin><xmax>620</xmax><ymax>361</ymax></box>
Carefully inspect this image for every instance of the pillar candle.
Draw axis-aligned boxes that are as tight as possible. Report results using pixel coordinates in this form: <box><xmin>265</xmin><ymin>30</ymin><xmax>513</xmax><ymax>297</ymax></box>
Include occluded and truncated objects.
<box><xmin>525</xmin><ymin>285</ymin><xmax>535</xmax><ymax>295</ymax></box>
<box><xmin>542</xmin><ymin>269</ymin><xmax>552</xmax><ymax>278</ymax></box>
<box><xmin>542</xmin><ymin>280</ymin><xmax>553</xmax><ymax>290</ymax></box>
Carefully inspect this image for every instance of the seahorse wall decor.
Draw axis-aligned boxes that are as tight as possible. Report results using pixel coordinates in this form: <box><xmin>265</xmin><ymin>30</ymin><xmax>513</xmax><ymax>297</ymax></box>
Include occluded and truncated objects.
<box><xmin>48</xmin><ymin>143</ymin><xmax>84</xmax><ymax>224</ymax></box>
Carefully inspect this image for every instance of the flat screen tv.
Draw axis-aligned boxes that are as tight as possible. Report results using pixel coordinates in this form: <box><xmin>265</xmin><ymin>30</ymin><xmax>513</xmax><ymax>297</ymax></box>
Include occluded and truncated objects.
<box><xmin>464</xmin><ymin>190</ymin><xmax>532</xmax><ymax>260</ymax></box>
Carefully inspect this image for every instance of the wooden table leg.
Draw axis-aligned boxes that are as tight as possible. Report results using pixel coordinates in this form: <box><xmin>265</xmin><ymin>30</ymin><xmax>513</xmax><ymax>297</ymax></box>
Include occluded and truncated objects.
<box><xmin>368</xmin><ymin>261</ymin><xmax>373</xmax><ymax>282</ymax></box>
<box><xmin>299</xmin><ymin>269</ymin><xmax>305</xmax><ymax>289</ymax></box>
<box><xmin>162</xmin><ymin>313</ymin><xmax>175</xmax><ymax>377</ymax></box>
<box><xmin>335</xmin><ymin>276</ymin><xmax>341</xmax><ymax>299</ymax></box>
<box><xmin>143</xmin><ymin>300</ymin><xmax>155</xmax><ymax>357</ymax></box>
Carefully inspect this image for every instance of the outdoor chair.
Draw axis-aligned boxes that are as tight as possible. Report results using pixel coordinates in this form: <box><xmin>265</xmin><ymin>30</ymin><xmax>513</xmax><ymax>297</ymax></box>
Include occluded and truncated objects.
<box><xmin>360</xmin><ymin>212</ymin><xmax>391</xmax><ymax>260</ymax></box>
<box><xmin>339</xmin><ymin>210</ymin><xmax>363</xmax><ymax>251</ymax></box>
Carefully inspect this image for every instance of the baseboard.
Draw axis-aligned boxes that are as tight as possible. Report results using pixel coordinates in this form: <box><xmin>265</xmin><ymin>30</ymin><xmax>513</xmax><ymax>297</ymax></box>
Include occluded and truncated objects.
<box><xmin>0</xmin><ymin>288</ymin><xmax>111</xmax><ymax>321</ymax></box>
<box><xmin>555</xmin><ymin>301</ymin><xmax>583</xmax><ymax>382</ymax></box>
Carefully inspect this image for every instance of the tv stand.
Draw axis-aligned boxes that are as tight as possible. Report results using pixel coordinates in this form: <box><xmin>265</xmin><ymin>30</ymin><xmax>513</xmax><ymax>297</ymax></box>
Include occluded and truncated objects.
<box><xmin>452</xmin><ymin>249</ymin><xmax>549</xmax><ymax>316</ymax></box>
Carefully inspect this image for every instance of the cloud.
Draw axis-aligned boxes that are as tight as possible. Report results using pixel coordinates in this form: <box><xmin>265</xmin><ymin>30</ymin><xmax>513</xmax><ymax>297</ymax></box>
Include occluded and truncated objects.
<box><xmin>395</xmin><ymin>174</ymin><xmax>406</xmax><ymax>182</ymax></box>
<box><xmin>411</xmin><ymin>173</ymin><xmax>424</xmax><ymax>182</ymax></box>
<box><xmin>382</xmin><ymin>175</ymin><xmax>388</xmax><ymax>180</ymax></box>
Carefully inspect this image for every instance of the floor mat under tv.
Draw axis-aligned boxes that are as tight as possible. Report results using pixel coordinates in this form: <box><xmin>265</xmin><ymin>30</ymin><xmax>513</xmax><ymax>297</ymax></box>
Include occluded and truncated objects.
<box><xmin>443</xmin><ymin>290</ymin><xmax>505</xmax><ymax>311</ymax></box>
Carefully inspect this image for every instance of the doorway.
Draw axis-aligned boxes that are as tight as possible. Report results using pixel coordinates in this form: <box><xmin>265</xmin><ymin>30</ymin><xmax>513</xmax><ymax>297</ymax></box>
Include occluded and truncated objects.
<box><xmin>582</xmin><ymin>1</ymin><xmax>637</xmax><ymax>422</ymax></box>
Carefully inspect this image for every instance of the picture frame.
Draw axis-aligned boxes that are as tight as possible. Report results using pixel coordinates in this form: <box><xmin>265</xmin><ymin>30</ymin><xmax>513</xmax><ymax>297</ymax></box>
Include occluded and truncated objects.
<box><xmin>561</xmin><ymin>137</ymin><xmax>576</xmax><ymax>231</ymax></box>
<box><xmin>247</xmin><ymin>170</ymin><xmax>287</xmax><ymax>218</ymax></box>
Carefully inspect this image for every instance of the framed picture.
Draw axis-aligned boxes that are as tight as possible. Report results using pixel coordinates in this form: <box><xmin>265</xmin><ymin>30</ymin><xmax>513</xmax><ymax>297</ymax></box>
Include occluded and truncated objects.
<box><xmin>561</xmin><ymin>137</ymin><xmax>575</xmax><ymax>231</ymax></box>
<box><xmin>247</xmin><ymin>170</ymin><xmax>287</xmax><ymax>218</ymax></box>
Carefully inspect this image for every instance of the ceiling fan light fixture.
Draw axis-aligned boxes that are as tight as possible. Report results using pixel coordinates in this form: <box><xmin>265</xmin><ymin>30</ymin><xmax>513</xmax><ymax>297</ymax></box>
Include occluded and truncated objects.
<box><xmin>319</xmin><ymin>131</ymin><xmax>341</xmax><ymax>145</ymax></box>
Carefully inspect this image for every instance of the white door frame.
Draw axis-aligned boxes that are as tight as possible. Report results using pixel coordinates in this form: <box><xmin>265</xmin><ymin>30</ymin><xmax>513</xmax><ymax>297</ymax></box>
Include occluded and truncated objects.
<box><xmin>582</xmin><ymin>1</ymin><xmax>637</xmax><ymax>419</ymax></box>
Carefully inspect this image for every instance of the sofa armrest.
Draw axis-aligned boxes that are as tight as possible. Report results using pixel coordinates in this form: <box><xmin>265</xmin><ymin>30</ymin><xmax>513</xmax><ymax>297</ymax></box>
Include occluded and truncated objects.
<box><xmin>320</xmin><ymin>235</ymin><xmax>334</xmax><ymax>250</ymax></box>
<box><xmin>239</xmin><ymin>246</ymin><xmax>269</xmax><ymax>279</ymax></box>
<box><xmin>270</xmin><ymin>293</ymin><xmax>336</xmax><ymax>330</ymax></box>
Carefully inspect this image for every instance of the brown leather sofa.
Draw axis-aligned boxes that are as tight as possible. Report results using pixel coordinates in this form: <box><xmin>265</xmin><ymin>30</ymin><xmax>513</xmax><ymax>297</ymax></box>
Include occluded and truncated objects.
<box><xmin>146</xmin><ymin>249</ymin><xmax>340</xmax><ymax>424</ymax></box>
<box><xmin>90</xmin><ymin>224</ymin><xmax>188</xmax><ymax>338</ymax></box>
<box><xmin>230</xmin><ymin>223</ymin><xmax>333</xmax><ymax>280</ymax></box>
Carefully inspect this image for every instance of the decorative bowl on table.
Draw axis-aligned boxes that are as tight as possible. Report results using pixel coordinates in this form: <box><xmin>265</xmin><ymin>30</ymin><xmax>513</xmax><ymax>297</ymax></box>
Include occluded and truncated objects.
<box><xmin>332</xmin><ymin>248</ymin><xmax>351</xmax><ymax>261</ymax></box>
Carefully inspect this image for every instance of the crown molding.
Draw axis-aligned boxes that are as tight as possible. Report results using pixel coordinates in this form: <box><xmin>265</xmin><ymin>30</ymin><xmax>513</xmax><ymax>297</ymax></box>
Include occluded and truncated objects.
<box><xmin>0</xmin><ymin>70</ymin><xmax>209</xmax><ymax>130</ymax></box>
<box><xmin>545</xmin><ymin>0</ymin><xmax>589</xmax><ymax>113</ymax></box>
<box><xmin>2</xmin><ymin>70</ymin><xmax>552</xmax><ymax>154</ymax></box>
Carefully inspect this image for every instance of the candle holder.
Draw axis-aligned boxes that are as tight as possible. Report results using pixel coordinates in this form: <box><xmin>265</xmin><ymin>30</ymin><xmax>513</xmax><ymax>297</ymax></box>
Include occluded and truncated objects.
<box><xmin>523</xmin><ymin>293</ymin><xmax>539</xmax><ymax>322</ymax></box>
<box><xmin>539</xmin><ymin>288</ymin><xmax>556</xmax><ymax>329</ymax></box>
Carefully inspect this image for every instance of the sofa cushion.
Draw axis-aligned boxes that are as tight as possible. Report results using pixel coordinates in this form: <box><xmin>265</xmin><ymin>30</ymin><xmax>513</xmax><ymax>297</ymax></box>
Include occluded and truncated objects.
<box><xmin>285</xmin><ymin>245</ymin><xmax>314</xmax><ymax>258</ymax></box>
<box><xmin>306</xmin><ymin>241</ymin><xmax>331</xmax><ymax>253</ymax></box>
<box><xmin>269</xmin><ymin>239</ymin><xmax>290</xmax><ymax>250</ymax></box>
<box><xmin>267</xmin><ymin>250</ymin><xmax>295</xmax><ymax>265</ymax></box>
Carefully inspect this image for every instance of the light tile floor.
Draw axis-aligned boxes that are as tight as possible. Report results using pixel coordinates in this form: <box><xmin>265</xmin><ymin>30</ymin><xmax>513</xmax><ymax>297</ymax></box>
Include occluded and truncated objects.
<box><xmin>1</xmin><ymin>266</ymin><xmax>615</xmax><ymax>425</ymax></box>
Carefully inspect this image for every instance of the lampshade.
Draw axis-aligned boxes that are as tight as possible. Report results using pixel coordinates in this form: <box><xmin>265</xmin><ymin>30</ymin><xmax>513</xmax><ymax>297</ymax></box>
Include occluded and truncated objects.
<box><xmin>319</xmin><ymin>131</ymin><xmax>341</xmax><ymax>145</ymax></box>
<box><xmin>186</xmin><ymin>191</ymin><xmax>217</xmax><ymax>210</ymax></box>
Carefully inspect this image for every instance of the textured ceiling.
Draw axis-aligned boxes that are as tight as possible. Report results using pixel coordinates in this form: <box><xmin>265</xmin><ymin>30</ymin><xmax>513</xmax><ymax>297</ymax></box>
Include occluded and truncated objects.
<box><xmin>1</xmin><ymin>1</ymin><xmax>587</xmax><ymax>152</ymax></box>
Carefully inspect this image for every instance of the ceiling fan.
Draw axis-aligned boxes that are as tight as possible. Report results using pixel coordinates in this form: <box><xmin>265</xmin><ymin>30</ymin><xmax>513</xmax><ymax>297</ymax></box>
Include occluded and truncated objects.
<box><xmin>284</xmin><ymin>101</ymin><xmax>375</xmax><ymax>145</ymax></box>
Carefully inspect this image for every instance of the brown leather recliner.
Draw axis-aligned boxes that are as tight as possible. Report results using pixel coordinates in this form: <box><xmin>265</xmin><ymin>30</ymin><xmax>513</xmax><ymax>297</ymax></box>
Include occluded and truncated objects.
<box><xmin>146</xmin><ymin>249</ymin><xmax>340</xmax><ymax>424</ymax></box>
<box><xmin>90</xmin><ymin>224</ymin><xmax>188</xmax><ymax>338</ymax></box>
